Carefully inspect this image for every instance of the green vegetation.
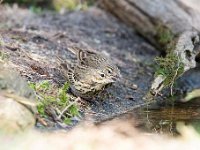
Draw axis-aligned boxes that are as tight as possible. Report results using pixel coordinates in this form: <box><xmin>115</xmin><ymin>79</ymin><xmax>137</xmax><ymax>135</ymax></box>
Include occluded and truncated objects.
<box><xmin>4</xmin><ymin>0</ymin><xmax>49</xmax><ymax>7</ymax></box>
<box><xmin>29</xmin><ymin>5</ymin><xmax>43</xmax><ymax>14</ymax></box>
<box><xmin>29</xmin><ymin>80</ymin><xmax>79</xmax><ymax>124</ymax></box>
<box><xmin>0</xmin><ymin>51</ymin><xmax>8</xmax><ymax>61</ymax></box>
<box><xmin>156</xmin><ymin>25</ymin><xmax>174</xmax><ymax>50</ymax></box>
<box><xmin>4</xmin><ymin>0</ymin><xmax>47</xmax><ymax>13</ymax></box>
<box><xmin>155</xmin><ymin>51</ymin><xmax>184</xmax><ymax>88</ymax></box>
<box><xmin>53</xmin><ymin>0</ymin><xmax>88</xmax><ymax>11</ymax></box>
<box><xmin>154</xmin><ymin>26</ymin><xmax>185</xmax><ymax>94</ymax></box>
<box><xmin>3</xmin><ymin>0</ymin><xmax>95</xmax><ymax>12</ymax></box>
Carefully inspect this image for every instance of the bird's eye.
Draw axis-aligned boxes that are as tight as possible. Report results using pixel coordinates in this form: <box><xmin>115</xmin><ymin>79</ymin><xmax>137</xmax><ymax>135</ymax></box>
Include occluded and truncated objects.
<box><xmin>100</xmin><ymin>73</ymin><xmax>105</xmax><ymax>78</ymax></box>
<box><xmin>107</xmin><ymin>69</ymin><xmax>112</xmax><ymax>74</ymax></box>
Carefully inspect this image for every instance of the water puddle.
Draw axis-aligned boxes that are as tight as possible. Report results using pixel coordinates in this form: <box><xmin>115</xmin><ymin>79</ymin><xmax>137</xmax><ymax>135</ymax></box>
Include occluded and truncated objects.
<box><xmin>119</xmin><ymin>99</ymin><xmax>200</xmax><ymax>136</ymax></box>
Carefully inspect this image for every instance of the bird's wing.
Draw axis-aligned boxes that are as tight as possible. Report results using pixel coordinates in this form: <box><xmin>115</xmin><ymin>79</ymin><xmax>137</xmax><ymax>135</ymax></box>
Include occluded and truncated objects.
<box><xmin>56</xmin><ymin>56</ymin><xmax>74</xmax><ymax>79</ymax></box>
<box><xmin>67</xmin><ymin>46</ymin><xmax>98</xmax><ymax>62</ymax></box>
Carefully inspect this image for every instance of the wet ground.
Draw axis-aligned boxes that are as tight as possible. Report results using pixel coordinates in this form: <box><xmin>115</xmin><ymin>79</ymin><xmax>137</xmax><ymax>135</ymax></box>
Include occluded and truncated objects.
<box><xmin>1</xmin><ymin>5</ymin><xmax>200</xmax><ymax>133</ymax></box>
<box><xmin>118</xmin><ymin>98</ymin><xmax>200</xmax><ymax>136</ymax></box>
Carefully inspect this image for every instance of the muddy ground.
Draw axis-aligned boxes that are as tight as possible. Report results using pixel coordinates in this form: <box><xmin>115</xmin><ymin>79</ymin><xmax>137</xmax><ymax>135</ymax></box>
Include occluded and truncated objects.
<box><xmin>0</xmin><ymin>5</ymin><xmax>200</xmax><ymax>128</ymax></box>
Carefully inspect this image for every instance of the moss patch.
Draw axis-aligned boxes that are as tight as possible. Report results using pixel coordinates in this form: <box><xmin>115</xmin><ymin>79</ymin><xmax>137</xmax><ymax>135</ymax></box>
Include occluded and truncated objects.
<box><xmin>156</xmin><ymin>25</ymin><xmax>174</xmax><ymax>50</ymax></box>
<box><xmin>52</xmin><ymin>0</ymin><xmax>89</xmax><ymax>11</ymax></box>
<box><xmin>29</xmin><ymin>80</ymin><xmax>79</xmax><ymax>125</ymax></box>
<box><xmin>154</xmin><ymin>28</ymin><xmax>184</xmax><ymax>92</ymax></box>
<box><xmin>4</xmin><ymin>0</ymin><xmax>95</xmax><ymax>12</ymax></box>
<box><xmin>155</xmin><ymin>51</ymin><xmax>184</xmax><ymax>88</ymax></box>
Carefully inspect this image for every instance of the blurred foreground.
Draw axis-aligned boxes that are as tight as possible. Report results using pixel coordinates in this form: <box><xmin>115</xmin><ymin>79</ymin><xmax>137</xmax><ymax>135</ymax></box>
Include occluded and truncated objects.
<box><xmin>1</xmin><ymin>121</ymin><xmax>200</xmax><ymax>150</ymax></box>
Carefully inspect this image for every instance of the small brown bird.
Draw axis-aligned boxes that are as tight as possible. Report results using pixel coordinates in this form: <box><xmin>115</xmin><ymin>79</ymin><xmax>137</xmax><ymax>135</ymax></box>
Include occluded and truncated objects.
<box><xmin>58</xmin><ymin>46</ymin><xmax>121</xmax><ymax>99</ymax></box>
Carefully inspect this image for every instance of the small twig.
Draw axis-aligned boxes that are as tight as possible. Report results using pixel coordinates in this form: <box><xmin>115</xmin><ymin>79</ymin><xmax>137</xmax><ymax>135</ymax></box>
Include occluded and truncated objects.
<box><xmin>170</xmin><ymin>52</ymin><xmax>180</xmax><ymax>96</ymax></box>
<box><xmin>55</xmin><ymin>107</ymin><xmax>62</xmax><ymax>115</ymax></box>
<box><xmin>57</xmin><ymin>97</ymin><xmax>80</xmax><ymax>119</ymax></box>
<box><xmin>36</xmin><ymin>116</ymin><xmax>48</xmax><ymax>127</ymax></box>
<box><xmin>65</xmin><ymin>112</ymin><xmax>73</xmax><ymax>117</ymax></box>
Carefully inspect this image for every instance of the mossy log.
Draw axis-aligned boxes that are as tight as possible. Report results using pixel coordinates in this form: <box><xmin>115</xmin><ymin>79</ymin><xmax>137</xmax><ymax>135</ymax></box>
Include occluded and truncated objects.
<box><xmin>100</xmin><ymin>0</ymin><xmax>200</xmax><ymax>46</ymax></box>
<box><xmin>101</xmin><ymin>0</ymin><xmax>200</xmax><ymax>94</ymax></box>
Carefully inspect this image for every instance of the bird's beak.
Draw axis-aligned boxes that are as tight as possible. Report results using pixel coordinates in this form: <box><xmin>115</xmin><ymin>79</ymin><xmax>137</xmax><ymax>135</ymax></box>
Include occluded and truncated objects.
<box><xmin>111</xmin><ymin>77</ymin><xmax>117</xmax><ymax>82</ymax></box>
<box><xmin>110</xmin><ymin>74</ymin><xmax>122</xmax><ymax>82</ymax></box>
<box><xmin>106</xmin><ymin>77</ymin><xmax>116</xmax><ymax>83</ymax></box>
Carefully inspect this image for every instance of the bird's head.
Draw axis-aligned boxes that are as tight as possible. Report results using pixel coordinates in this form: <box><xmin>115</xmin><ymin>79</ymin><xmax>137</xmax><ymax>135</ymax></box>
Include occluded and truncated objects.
<box><xmin>90</xmin><ymin>64</ymin><xmax>121</xmax><ymax>85</ymax></box>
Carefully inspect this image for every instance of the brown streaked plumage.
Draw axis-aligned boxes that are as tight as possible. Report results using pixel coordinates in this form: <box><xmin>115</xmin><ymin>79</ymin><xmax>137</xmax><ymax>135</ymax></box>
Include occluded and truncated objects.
<box><xmin>58</xmin><ymin>46</ymin><xmax>121</xmax><ymax>99</ymax></box>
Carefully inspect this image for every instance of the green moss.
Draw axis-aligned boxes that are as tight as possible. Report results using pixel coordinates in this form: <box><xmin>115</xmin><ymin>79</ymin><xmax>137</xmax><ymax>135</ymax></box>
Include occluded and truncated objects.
<box><xmin>29</xmin><ymin>80</ymin><xmax>79</xmax><ymax>124</ymax></box>
<box><xmin>154</xmin><ymin>28</ymin><xmax>184</xmax><ymax>91</ymax></box>
<box><xmin>156</xmin><ymin>25</ymin><xmax>174</xmax><ymax>49</ymax></box>
<box><xmin>52</xmin><ymin>0</ymin><xmax>89</xmax><ymax>11</ymax></box>
<box><xmin>3</xmin><ymin>0</ymin><xmax>95</xmax><ymax>12</ymax></box>
<box><xmin>155</xmin><ymin>51</ymin><xmax>184</xmax><ymax>88</ymax></box>
<box><xmin>4</xmin><ymin>0</ymin><xmax>49</xmax><ymax>8</ymax></box>
<box><xmin>37</xmin><ymin>102</ymin><xmax>46</xmax><ymax>116</ymax></box>
<box><xmin>29</xmin><ymin>6</ymin><xmax>43</xmax><ymax>14</ymax></box>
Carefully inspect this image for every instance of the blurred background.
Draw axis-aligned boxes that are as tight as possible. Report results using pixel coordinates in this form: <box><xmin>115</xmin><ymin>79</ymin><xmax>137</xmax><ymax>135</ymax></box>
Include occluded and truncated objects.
<box><xmin>3</xmin><ymin>0</ymin><xmax>96</xmax><ymax>12</ymax></box>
